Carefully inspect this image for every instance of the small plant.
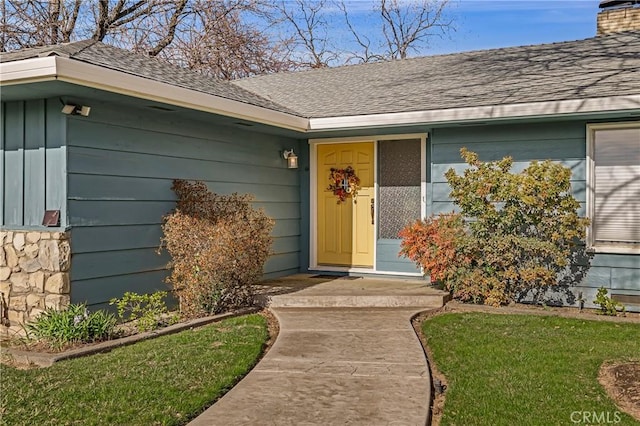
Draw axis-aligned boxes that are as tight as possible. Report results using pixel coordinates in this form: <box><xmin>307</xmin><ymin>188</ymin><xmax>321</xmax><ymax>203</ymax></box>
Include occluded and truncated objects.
<box><xmin>25</xmin><ymin>304</ymin><xmax>116</xmax><ymax>350</ymax></box>
<box><xmin>593</xmin><ymin>287</ymin><xmax>625</xmax><ymax>316</ymax></box>
<box><xmin>109</xmin><ymin>291</ymin><xmax>176</xmax><ymax>332</ymax></box>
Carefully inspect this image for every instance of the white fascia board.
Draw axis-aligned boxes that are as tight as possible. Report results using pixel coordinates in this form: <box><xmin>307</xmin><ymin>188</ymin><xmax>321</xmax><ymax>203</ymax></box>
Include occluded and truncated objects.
<box><xmin>54</xmin><ymin>58</ymin><xmax>309</xmax><ymax>131</ymax></box>
<box><xmin>0</xmin><ymin>56</ymin><xmax>58</xmax><ymax>84</ymax></box>
<box><xmin>3</xmin><ymin>56</ymin><xmax>639</xmax><ymax>132</ymax></box>
<box><xmin>1</xmin><ymin>56</ymin><xmax>309</xmax><ymax>132</ymax></box>
<box><xmin>308</xmin><ymin>94</ymin><xmax>640</xmax><ymax>131</ymax></box>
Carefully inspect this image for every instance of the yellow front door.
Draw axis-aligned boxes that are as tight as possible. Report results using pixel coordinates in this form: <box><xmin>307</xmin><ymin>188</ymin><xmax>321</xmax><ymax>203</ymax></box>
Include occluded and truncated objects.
<box><xmin>317</xmin><ymin>142</ymin><xmax>374</xmax><ymax>267</ymax></box>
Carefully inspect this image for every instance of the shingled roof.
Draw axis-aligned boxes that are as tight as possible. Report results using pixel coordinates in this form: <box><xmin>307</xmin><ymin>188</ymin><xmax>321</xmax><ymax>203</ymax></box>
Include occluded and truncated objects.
<box><xmin>0</xmin><ymin>40</ymin><xmax>298</xmax><ymax>116</ymax></box>
<box><xmin>233</xmin><ymin>31</ymin><xmax>640</xmax><ymax>118</ymax></box>
<box><xmin>2</xmin><ymin>31</ymin><xmax>639</xmax><ymax>121</ymax></box>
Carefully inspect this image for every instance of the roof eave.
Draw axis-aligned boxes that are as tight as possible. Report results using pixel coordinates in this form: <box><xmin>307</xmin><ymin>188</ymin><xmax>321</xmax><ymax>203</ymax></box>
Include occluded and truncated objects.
<box><xmin>2</xmin><ymin>56</ymin><xmax>638</xmax><ymax>134</ymax></box>
<box><xmin>0</xmin><ymin>56</ymin><xmax>310</xmax><ymax>132</ymax></box>
<box><xmin>0</xmin><ymin>56</ymin><xmax>58</xmax><ymax>84</ymax></box>
<box><xmin>307</xmin><ymin>95</ymin><xmax>640</xmax><ymax>131</ymax></box>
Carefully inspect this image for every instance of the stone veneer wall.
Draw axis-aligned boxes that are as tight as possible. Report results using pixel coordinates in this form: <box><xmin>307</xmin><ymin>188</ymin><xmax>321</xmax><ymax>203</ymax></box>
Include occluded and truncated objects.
<box><xmin>0</xmin><ymin>230</ymin><xmax>71</xmax><ymax>339</ymax></box>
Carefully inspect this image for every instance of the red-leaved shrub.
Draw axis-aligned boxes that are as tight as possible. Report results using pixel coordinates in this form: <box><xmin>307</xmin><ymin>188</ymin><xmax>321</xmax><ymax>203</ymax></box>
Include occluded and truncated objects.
<box><xmin>400</xmin><ymin>149</ymin><xmax>590</xmax><ymax>306</ymax></box>
<box><xmin>399</xmin><ymin>212</ymin><xmax>468</xmax><ymax>284</ymax></box>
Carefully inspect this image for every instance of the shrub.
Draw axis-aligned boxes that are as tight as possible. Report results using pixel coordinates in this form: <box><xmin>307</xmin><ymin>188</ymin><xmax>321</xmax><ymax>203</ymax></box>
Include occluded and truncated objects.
<box><xmin>593</xmin><ymin>287</ymin><xmax>625</xmax><ymax>316</ymax></box>
<box><xmin>400</xmin><ymin>148</ymin><xmax>590</xmax><ymax>306</ymax></box>
<box><xmin>109</xmin><ymin>291</ymin><xmax>177</xmax><ymax>332</ymax></box>
<box><xmin>161</xmin><ymin>180</ymin><xmax>274</xmax><ymax>318</ymax></box>
<box><xmin>399</xmin><ymin>212</ymin><xmax>468</xmax><ymax>284</ymax></box>
<box><xmin>25</xmin><ymin>304</ymin><xmax>116</xmax><ymax>350</ymax></box>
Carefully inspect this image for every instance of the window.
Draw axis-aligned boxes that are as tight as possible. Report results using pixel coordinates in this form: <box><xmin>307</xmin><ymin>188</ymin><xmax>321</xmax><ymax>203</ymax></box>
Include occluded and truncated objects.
<box><xmin>587</xmin><ymin>122</ymin><xmax>640</xmax><ymax>253</ymax></box>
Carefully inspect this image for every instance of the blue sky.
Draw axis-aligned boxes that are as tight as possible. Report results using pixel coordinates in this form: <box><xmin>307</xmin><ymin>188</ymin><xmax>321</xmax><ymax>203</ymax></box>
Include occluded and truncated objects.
<box><xmin>306</xmin><ymin>0</ymin><xmax>604</xmax><ymax>63</ymax></box>
<box><xmin>428</xmin><ymin>0</ymin><xmax>602</xmax><ymax>54</ymax></box>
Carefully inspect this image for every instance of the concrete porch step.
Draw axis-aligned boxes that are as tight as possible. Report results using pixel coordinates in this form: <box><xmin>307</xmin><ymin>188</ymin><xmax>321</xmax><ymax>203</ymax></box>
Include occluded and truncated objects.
<box><xmin>256</xmin><ymin>274</ymin><xmax>450</xmax><ymax>309</ymax></box>
<box><xmin>268</xmin><ymin>293</ymin><xmax>448</xmax><ymax>308</ymax></box>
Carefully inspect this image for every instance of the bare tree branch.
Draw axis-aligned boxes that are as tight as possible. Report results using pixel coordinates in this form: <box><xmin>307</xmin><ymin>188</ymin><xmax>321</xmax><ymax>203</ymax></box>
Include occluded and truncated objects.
<box><xmin>158</xmin><ymin>0</ymin><xmax>291</xmax><ymax>79</ymax></box>
<box><xmin>49</xmin><ymin>0</ymin><xmax>61</xmax><ymax>44</ymax></box>
<box><xmin>147</xmin><ymin>0</ymin><xmax>188</xmax><ymax>56</ymax></box>
<box><xmin>272</xmin><ymin>0</ymin><xmax>337</xmax><ymax>69</ymax></box>
<box><xmin>62</xmin><ymin>1</ymin><xmax>83</xmax><ymax>42</ymax></box>
<box><xmin>378</xmin><ymin>0</ymin><xmax>452</xmax><ymax>59</ymax></box>
<box><xmin>0</xmin><ymin>0</ymin><xmax>455</xmax><ymax>75</ymax></box>
<box><xmin>338</xmin><ymin>0</ymin><xmax>384</xmax><ymax>64</ymax></box>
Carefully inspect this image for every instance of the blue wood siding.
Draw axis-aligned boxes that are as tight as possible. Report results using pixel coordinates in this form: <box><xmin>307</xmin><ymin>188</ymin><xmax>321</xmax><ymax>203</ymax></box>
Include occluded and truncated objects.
<box><xmin>429</xmin><ymin>120</ymin><xmax>639</xmax><ymax>310</ymax></box>
<box><xmin>376</xmin><ymin>239</ymin><xmax>419</xmax><ymax>273</ymax></box>
<box><xmin>66</xmin><ymin>103</ymin><xmax>301</xmax><ymax>306</ymax></box>
<box><xmin>1</xmin><ymin>99</ymin><xmax>67</xmax><ymax>228</ymax></box>
<box><xmin>299</xmin><ymin>142</ymin><xmax>311</xmax><ymax>272</ymax></box>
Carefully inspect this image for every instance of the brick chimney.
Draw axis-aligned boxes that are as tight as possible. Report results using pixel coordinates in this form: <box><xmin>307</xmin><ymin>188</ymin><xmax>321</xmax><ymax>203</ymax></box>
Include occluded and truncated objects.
<box><xmin>597</xmin><ymin>0</ymin><xmax>640</xmax><ymax>35</ymax></box>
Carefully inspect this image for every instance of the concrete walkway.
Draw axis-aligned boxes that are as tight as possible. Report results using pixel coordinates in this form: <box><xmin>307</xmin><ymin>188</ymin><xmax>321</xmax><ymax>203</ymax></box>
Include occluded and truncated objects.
<box><xmin>189</xmin><ymin>275</ymin><xmax>447</xmax><ymax>425</ymax></box>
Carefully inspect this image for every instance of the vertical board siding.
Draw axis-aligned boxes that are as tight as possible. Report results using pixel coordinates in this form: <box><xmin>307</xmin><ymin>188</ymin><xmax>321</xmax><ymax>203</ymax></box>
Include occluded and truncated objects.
<box><xmin>430</xmin><ymin>119</ymin><xmax>639</xmax><ymax>310</ymax></box>
<box><xmin>0</xmin><ymin>103</ymin><xmax>3</xmax><ymax>226</ymax></box>
<box><xmin>24</xmin><ymin>100</ymin><xmax>46</xmax><ymax>225</ymax></box>
<box><xmin>67</xmin><ymin>103</ymin><xmax>302</xmax><ymax>306</ymax></box>
<box><xmin>45</xmin><ymin>98</ymin><xmax>67</xmax><ymax>223</ymax></box>
<box><xmin>1</xmin><ymin>99</ymin><xmax>66</xmax><ymax>227</ymax></box>
<box><xmin>4</xmin><ymin>102</ymin><xmax>25</xmax><ymax>225</ymax></box>
<box><xmin>298</xmin><ymin>142</ymin><xmax>311</xmax><ymax>272</ymax></box>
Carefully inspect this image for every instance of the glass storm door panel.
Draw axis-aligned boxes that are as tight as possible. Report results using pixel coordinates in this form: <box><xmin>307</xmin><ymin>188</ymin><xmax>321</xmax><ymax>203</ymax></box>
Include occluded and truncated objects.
<box><xmin>317</xmin><ymin>142</ymin><xmax>375</xmax><ymax>267</ymax></box>
<box><xmin>378</xmin><ymin>139</ymin><xmax>422</xmax><ymax>239</ymax></box>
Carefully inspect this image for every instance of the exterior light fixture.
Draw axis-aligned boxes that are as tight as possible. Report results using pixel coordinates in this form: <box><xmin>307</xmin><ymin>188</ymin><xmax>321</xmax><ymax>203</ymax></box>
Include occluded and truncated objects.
<box><xmin>61</xmin><ymin>104</ymin><xmax>91</xmax><ymax>117</ymax></box>
<box><xmin>283</xmin><ymin>149</ymin><xmax>298</xmax><ymax>169</ymax></box>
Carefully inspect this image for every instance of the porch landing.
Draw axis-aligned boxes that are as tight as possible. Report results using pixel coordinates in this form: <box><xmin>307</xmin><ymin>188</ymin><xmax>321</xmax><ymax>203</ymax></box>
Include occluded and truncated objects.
<box><xmin>256</xmin><ymin>274</ymin><xmax>450</xmax><ymax>308</ymax></box>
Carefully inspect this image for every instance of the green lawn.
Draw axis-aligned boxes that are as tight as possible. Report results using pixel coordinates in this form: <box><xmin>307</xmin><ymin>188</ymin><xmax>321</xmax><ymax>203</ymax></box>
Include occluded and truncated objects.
<box><xmin>1</xmin><ymin>314</ymin><xmax>268</xmax><ymax>426</ymax></box>
<box><xmin>422</xmin><ymin>313</ymin><xmax>640</xmax><ymax>426</ymax></box>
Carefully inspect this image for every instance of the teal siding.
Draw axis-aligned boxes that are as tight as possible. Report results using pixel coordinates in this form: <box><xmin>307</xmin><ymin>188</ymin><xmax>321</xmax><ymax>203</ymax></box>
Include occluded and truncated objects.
<box><xmin>299</xmin><ymin>142</ymin><xmax>311</xmax><ymax>272</ymax></box>
<box><xmin>1</xmin><ymin>99</ymin><xmax>67</xmax><ymax>228</ymax></box>
<box><xmin>429</xmin><ymin>119</ymin><xmax>639</xmax><ymax>311</ymax></box>
<box><xmin>67</xmin><ymin>103</ymin><xmax>301</xmax><ymax>306</ymax></box>
<box><xmin>429</xmin><ymin>121</ymin><xmax>587</xmax><ymax>217</ymax></box>
<box><xmin>376</xmin><ymin>239</ymin><xmax>419</xmax><ymax>273</ymax></box>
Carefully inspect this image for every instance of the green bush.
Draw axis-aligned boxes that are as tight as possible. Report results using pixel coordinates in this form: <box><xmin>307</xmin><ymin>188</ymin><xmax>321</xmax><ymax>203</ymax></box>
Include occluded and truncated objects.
<box><xmin>160</xmin><ymin>180</ymin><xmax>274</xmax><ymax>318</ymax></box>
<box><xmin>109</xmin><ymin>291</ymin><xmax>177</xmax><ymax>332</ymax></box>
<box><xmin>593</xmin><ymin>287</ymin><xmax>625</xmax><ymax>316</ymax></box>
<box><xmin>400</xmin><ymin>148</ymin><xmax>590</xmax><ymax>306</ymax></box>
<box><xmin>25</xmin><ymin>304</ymin><xmax>116</xmax><ymax>350</ymax></box>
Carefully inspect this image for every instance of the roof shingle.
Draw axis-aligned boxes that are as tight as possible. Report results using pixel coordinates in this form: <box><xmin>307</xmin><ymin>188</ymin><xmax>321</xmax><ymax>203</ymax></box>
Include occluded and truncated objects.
<box><xmin>233</xmin><ymin>31</ymin><xmax>640</xmax><ymax>118</ymax></box>
<box><xmin>3</xmin><ymin>31</ymin><xmax>639</xmax><ymax>120</ymax></box>
<box><xmin>0</xmin><ymin>40</ymin><xmax>298</xmax><ymax>116</ymax></box>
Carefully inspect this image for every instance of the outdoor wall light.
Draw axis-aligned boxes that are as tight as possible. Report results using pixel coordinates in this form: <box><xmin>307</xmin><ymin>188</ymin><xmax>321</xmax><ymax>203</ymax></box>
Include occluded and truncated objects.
<box><xmin>283</xmin><ymin>149</ymin><xmax>298</xmax><ymax>169</ymax></box>
<box><xmin>61</xmin><ymin>104</ymin><xmax>91</xmax><ymax>117</ymax></box>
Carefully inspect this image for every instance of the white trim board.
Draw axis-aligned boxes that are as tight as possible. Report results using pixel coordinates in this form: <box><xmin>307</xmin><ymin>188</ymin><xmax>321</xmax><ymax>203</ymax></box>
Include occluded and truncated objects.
<box><xmin>308</xmin><ymin>266</ymin><xmax>422</xmax><ymax>278</ymax></box>
<box><xmin>2</xmin><ymin>57</ymin><xmax>639</xmax><ymax>132</ymax></box>
<box><xmin>307</xmin><ymin>95</ymin><xmax>640</xmax><ymax>131</ymax></box>
<box><xmin>1</xmin><ymin>56</ymin><xmax>309</xmax><ymax>132</ymax></box>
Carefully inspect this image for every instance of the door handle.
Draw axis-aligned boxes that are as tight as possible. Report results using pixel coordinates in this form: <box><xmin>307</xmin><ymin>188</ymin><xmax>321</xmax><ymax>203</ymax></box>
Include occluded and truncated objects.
<box><xmin>370</xmin><ymin>198</ymin><xmax>375</xmax><ymax>225</ymax></box>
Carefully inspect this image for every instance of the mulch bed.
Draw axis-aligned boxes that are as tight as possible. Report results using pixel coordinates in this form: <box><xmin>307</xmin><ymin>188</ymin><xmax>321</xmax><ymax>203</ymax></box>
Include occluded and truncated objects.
<box><xmin>599</xmin><ymin>362</ymin><xmax>640</xmax><ymax>421</ymax></box>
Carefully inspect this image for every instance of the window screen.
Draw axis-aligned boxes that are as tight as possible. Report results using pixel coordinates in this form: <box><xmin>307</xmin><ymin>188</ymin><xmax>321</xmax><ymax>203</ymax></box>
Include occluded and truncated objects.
<box><xmin>592</xmin><ymin>126</ymin><xmax>640</xmax><ymax>246</ymax></box>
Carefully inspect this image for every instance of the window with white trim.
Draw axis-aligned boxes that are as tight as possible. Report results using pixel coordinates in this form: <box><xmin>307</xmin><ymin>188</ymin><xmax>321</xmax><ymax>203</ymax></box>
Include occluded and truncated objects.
<box><xmin>587</xmin><ymin>122</ymin><xmax>640</xmax><ymax>252</ymax></box>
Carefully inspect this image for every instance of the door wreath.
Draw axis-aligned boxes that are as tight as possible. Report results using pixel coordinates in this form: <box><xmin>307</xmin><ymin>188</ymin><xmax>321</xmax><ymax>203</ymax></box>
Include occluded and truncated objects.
<box><xmin>328</xmin><ymin>166</ymin><xmax>360</xmax><ymax>203</ymax></box>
